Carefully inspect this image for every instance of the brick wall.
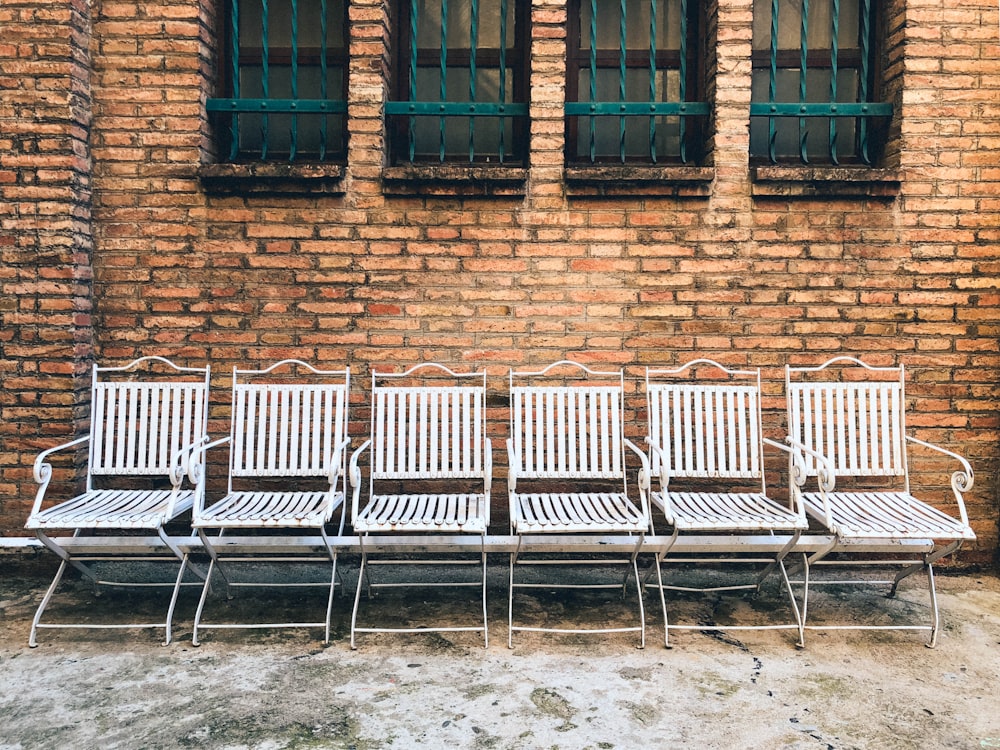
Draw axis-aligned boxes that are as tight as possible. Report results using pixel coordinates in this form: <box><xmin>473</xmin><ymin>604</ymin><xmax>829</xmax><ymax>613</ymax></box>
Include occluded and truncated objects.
<box><xmin>2</xmin><ymin>0</ymin><xmax>998</xmax><ymax>560</ymax></box>
<box><xmin>0</xmin><ymin>0</ymin><xmax>95</xmax><ymax>530</ymax></box>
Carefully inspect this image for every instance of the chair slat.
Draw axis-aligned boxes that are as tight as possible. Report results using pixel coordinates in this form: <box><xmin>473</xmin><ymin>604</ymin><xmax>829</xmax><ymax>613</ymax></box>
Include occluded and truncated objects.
<box><xmin>648</xmin><ymin>383</ymin><xmax>762</xmax><ymax>480</ymax></box>
<box><xmin>90</xmin><ymin>383</ymin><xmax>202</xmax><ymax>477</ymax></box>
<box><xmin>510</xmin><ymin>386</ymin><xmax>623</xmax><ymax>479</ymax></box>
<box><xmin>371</xmin><ymin>385</ymin><xmax>485</xmax><ymax>479</ymax></box>
<box><xmin>789</xmin><ymin>381</ymin><xmax>905</xmax><ymax>478</ymax></box>
<box><xmin>231</xmin><ymin>382</ymin><xmax>348</xmax><ymax>478</ymax></box>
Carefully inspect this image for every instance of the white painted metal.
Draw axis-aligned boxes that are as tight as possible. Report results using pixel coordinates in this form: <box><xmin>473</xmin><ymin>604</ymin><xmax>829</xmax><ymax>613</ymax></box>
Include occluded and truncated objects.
<box><xmin>34</xmin><ymin>532</ymin><xmax>938</xmax><ymax>557</ymax></box>
<box><xmin>25</xmin><ymin>357</ymin><xmax>211</xmax><ymax>647</ymax></box>
<box><xmin>785</xmin><ymin>356</ymin><xmax>976</xmax><ymax>647</ymax></box>
<box><xmin>507</xmin><ymin>361</ymin><xmax>650</xmax><ymax>648</ymax></box>
<box><xmin>191</xmin><ymin>360</ymin><xmax>351</xmax><ymax>645</ymax></box>
<box><xmin>644</xmin><ymin>360</ymin><xmax>809</xmax><ymax>647</ymax></box>
<box><xmin>349</xmin><ymin>363</ymin><xmax>492</xmax><ymax>648</ymax></box>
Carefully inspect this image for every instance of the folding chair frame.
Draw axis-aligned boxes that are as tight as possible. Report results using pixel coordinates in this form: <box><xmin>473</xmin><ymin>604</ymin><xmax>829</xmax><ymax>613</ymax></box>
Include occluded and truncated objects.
<box><xmin>507</xmin><ymin>360</ymin><xmax>651</xmax><ymax>649</ymax></box>
<box><xmin>785</xmin><ymin>356</ymin><xmax>975</xmax><ymax>648</ymax></box>
<box><xmin>26</xmin><ymin>357</ymin><xmax>211</xmax><ymax>646</ymax></box>
<box><xmin>190</xmin><ymin>360</ymin><xmax>350</xmax><ymax>645</ymax></box>
<box><xmin>349</xmin><ymin>363</ymin><xmax>492</xmax><ymax>649</ymax></box>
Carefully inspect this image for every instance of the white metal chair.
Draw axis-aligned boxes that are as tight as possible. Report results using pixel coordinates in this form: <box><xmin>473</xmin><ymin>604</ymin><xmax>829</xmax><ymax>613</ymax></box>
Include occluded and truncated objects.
<box><xmin>507</xmin><ymin>360</ymin><xmax>651</xmax><ymax>648</ymax></box>
<box><xmin>785</xmin><ymin>357</ymin><xmax>976</xmax><ymax>647</ymax></box>
<box><xmin>191</xmin><ymin>360</ymin><xmax>350</xmax><ymax>645</ymax></box>
<box><xmin>644</xmin><ymin>360</ymin><xmax>810</xmax><ymax>648</ymax></box>
<box><xmin>26</xmin><ymin>356</ymin><xmax>210</xmax><ymax>646</ymax></box>
<box><xmin>349</xmin><ymin>363</ymin><xmax>492</xmax><ymax>648</ymax></box>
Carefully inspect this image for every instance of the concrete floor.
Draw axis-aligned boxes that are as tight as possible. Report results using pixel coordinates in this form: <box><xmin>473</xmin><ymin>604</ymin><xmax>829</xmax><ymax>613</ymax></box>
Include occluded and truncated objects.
<box><xmin>1</xmin><ymin>555</ymin><xmax>999</xmax><ymax>750</ymax></box>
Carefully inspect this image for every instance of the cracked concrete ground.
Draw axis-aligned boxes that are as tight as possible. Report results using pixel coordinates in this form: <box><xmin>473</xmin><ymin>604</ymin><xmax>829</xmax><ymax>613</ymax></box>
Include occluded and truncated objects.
<box><xmin>1</xmin><ymin>555</ymin><xmax>999</xmax><ymax>749</ymax></box>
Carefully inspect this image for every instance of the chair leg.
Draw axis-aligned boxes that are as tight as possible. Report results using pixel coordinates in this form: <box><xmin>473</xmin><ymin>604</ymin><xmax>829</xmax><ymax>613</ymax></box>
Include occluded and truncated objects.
<box><xmin>323</xmin><ymin>551</ymin><xmax>339</xmax><ymax>646</ymax></box>
<box><xmin>28</xmin><ymin>558</ymin><xmax>69</xmax><ymax>648</ymax></box>
<box><xmin>777</xmin><ymin>557</ymin><xmax>805</xmax><ymax>649</ymax></box>
<box><xmin>631</xmin><ymin>556</ymin><xmax>646</xmax><ymax>650</ymax></box>
<box><xmin>349</xmin><ymin>539</ymin><xmax>369</xmax><ymax>650</ymax></box>
<box><xmin>798</xmin><ymin>552</ymin><xmax>812</xmax><ymax>647</ymax></box>
<box><xmin>191</xmin><ymin>555</ymin><xmax>218</xmax><ymax>647</ymax></box>
<box><xmin>507</xmin><ymin>551</ymin><xmax>516</xmax><ymax>649</ymax></box>
<box><xmin>480</xmin><ymin>538</ymin><xmax>489</xmax><ymax>648</ymax></box>
<box><xmin>651</xmin><ymin>553</ymin><xmax>671</xmax><ymax>649</ymax></box>
<box><xmin>162</xmin><ymin>554</ymin><xmax>191</xmax><ymax>647</ymax></box>
<box><xmin>926</xmin><ymin>562</ymin><xmax>941</xmax><ymax>649</ymax></box>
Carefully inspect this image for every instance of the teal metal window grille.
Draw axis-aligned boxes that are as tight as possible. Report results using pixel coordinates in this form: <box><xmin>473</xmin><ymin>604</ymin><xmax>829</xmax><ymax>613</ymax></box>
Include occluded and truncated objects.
<box><xmin>386</xmin><ymin>0</ymin><xmax>530</xmax><ymax>165</ymax></box>
<box><xmin>207</xmin><ymin>0</ymin><xmax>348</xmax><ymax>162</ymax></box>
<box><xmin>750</xmin><ymin>0</ymin><xmax>891</xmax><ymax>165</ymax></box>
<box><xmin>565</xmin><ymin>0</ymin><xmax>708</xmax><ymax>165</ymax></box>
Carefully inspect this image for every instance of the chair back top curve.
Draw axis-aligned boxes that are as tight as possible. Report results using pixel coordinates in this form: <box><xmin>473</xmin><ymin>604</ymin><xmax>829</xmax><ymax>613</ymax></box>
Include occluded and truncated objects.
<box><xmin>645</xmin><ymin>360</ymin><xmax>765</xmax><ymax>485</ymax></box>
<box><xmin>367</xmin><ymin>363</ymin><xmax>489</xmax><ymax>487</ymax></box>
<box><xmin>785</xmin><ymin>357</ymin><xmax>908</xmax><ymax>481</ymax></box>
<box><xmin>88</xmin><ymin>357</ymin><xmax>210</xmax><ymax>482</ymax></box>
<box><xmin>228</xmin><ymin>360</ymin><xmax>350</xmax><ymax>483</ymax></box>
<box><xmin>508</xmin><ymin>360</ymin><xmax>627</xmax><ymax>481</ymax></box>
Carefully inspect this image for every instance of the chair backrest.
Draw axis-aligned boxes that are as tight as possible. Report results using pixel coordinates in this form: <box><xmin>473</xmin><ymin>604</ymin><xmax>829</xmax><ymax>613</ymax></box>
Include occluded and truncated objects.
<box><xmin>509</xmin><ymin>361</ymin><xmax>625</xmax><ymax>481</ymax></box>
<box><xmin>646</xmin><ymin>360</ymin><xmax>764</xmax><ymax>485</ymax></box>
<box><xmin>368</xmin><ymin>363</ymin><xmax>488</xmax><ymax>486</ymax></box>
<box><xmin>89</xmin><ymin>357</ymin><xmax>210</xmax><ymax>481</ymax></box>
<box><xmin>229</xmin><ymin>360</ymin><xmax>350</xmax><ymax>482</ymax></box>
<box><xmin>786</xmin><ymin>357</ymin><xmax>907</xmax><ymax>480</ymax></box>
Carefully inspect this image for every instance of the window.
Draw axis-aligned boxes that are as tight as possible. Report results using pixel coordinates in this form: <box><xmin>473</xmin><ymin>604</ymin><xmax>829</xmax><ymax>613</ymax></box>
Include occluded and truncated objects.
<box><xmin>750</xmin><ymin>0</ymin><xmax>891</xmax><ymax>165</ymax></box>
<box><xmin>386</xmin><ymin>0</ymin><xmax>530</xmax><ymax>165</ymax></box>
<box><xmin>565</xmin><ymin>0</ymin><xmax>708</xmax><ymax>165</ymax></box>
<box><xmin>208</xmin><ymin>0</ymin><xmax>348</xmax><ymax>162</ymax></box>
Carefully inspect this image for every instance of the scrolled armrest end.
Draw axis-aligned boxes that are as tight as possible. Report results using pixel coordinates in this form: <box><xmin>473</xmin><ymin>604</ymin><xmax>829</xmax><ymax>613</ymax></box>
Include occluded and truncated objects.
<box><xmin>33</xmin><ymin>462</ymin><xmax>53</xmax><ymax>487</ymax></box>
<box><xmin>952</xmin><ymin>469</ymin><xmax>974</xmax><ymax>494</ymax></box>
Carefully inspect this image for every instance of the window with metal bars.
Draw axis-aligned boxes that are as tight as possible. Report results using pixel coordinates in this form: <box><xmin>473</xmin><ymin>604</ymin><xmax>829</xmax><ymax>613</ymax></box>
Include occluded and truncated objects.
<box><xmin>208</xmin><ymin>0</ymin><xmax>348</xmax><ymax>162</ymax></box>
<box><xmin>387</xmin><ymin>0</ymin><xmax>530</xmax><ymax>165</ymax></box>
<box><xmin>750</xmin><ymin>0</ymin><xmax>891</xmax><ymax>165</ymax></box>
<box><xmin>565</xmin><ymin>0</ymin><xmax>708</xmax><ymax>166</ymax></box>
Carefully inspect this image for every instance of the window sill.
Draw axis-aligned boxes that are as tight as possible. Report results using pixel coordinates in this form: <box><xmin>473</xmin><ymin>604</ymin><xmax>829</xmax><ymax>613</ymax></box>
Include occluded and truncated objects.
<box><xmin>198</xmin><ymin>163</ymin><xmax>346</xmax><ymax>195</ymax></box>
<box><xmin>565</xmin><ymin>166</ymin><xmax>714</xmax><ymax>197</ymax></box>
<box><xmin>382</xmin><ymin>165</ymin><xmax>528</xmax><ymax>196</ymax></box>
<box><xmin>750</xmin><ymin>166</ymin><xmax>900</xmax><ymax>198</ymax></box>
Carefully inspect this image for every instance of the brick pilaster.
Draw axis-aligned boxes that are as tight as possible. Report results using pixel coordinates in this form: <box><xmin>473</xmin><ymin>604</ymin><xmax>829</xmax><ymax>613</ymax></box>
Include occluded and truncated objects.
<box><xmin>0</xmin><ymin>0</ymin><xmax>95</xmax><ymax>528</ymax></box>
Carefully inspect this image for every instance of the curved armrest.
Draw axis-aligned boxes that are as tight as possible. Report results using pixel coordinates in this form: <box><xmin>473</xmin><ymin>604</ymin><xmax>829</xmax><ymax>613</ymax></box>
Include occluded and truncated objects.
<box><xmin>761</xmin><ymin>437</ymin><xmax>809</xmax><ymax>521</ymax></box>
<box><xmin>33</xmin><ymin>436</ymin><xmax>90</xmax><ymax>486</ymax></box>
<box><xmin>782</xmin><ymin>436</ymin><xmax>837</xmax><ymax>531</ymax></box>
<box><xmin>505</xmin><ymin>438</ymin><xmax>520</xmax><ymax>494</ymax></box>
<box><xmin>641</xmin><ymin>437</ymin><xmax>676</xmax><ymax>524</ymax></box>
<box><xmin>187</xmin><ymin>435</ymin><xmax>230</xmax><ymax>482</ymax></box>
<box><xmin>325</xmin><ymin>436</ymin><xmax>353</xmax><ymax>487</ymax></box>
<box><xmin>624</xmin><ymin>438</ymin><xmax>652</xmax><ymax>527</ymax></box>
<box><xmin>905</xmin><ymin>435</ymin><xmax>974</xmax><ymax>528</ymax></box>
<box><xmin>483</xmin><ymin>438</ymin><xmax>494</xmax><ymax>525</ymax></box>
<box><xmin>642</xmin><ymin>437</ymin><xmax>669</xmax><ymax>495</ymax></box>
<box><xmin>186</xmin><ymin>435</ymin><xmax>231</xmax><ymax>515</ymax></box>
<box><xmin>30</xmin><ymin>436</ymin><xmax>91</xmax><ymax>520</ymax></box>
<box><xmin>348</xmin><ymin>439</ymin><xmax>371</xmax><ymax>524</ymax></box>
<box><xmin>505</xmin><ymin>438</ymin><xmax>520</xmax><ymax>532</ymax></box>
<box><xmin>171</xmin><ymin>435</ymin><xmax>211</xmax><ymax>488</ymax></box>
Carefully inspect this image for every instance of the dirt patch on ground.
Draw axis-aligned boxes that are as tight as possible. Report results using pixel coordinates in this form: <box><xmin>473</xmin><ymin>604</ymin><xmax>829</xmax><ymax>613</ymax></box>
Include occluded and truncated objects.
<box><xmin>1</xmin><ymin>556</ymin><xmax>999</xmax><ymax>749</ymax></box>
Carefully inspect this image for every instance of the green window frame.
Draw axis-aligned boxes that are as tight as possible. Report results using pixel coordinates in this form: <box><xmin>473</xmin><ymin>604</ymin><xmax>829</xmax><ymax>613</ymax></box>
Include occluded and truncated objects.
<box><xmin>386</xmin><ymin>0</ymin><xmax>531</xmax><ymax>165</ymax></box>
<box><xmin>565</xmin><ymin>0</ymin><xmax>708</xmax><ymax>165</ymax></box>
<box><xmin>208</xmin><ymin>0</ymin><xmax>349</xmax><ymax>162</ymax></box>
<box><xmin>750</xmin><ymin>0</ymin><xmax>891</xmax><ymax>165</ymax></box>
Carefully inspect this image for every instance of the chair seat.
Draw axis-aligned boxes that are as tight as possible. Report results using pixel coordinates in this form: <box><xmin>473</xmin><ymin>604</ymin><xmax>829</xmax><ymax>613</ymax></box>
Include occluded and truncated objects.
<box><xmin>195</xmin><ymin>491</ymin><xmax>342</xmax><ymax>529</ymax></box>
<box><xmin>513</xmin><ymin>492</ymin><xmax>648</xmax><ymax>534</ymax></box>
<box><xmin>26</xmin><ymin>489</ymin><xmax>194</xmax><ymax>530</ymax></box>
<box><xmin>355</xmin><ymin>493</ymin><xmax>488</xmax><ymax>533</ymax></box>
<box><xmin>802</xmin><ymin>491</ymin><xmax>975</xmax><ymax>540</ymax></box>
<box><xmin>653</xmin><ymin>491</ymin><xmax>807</xmax><ymax>532</ymax></box>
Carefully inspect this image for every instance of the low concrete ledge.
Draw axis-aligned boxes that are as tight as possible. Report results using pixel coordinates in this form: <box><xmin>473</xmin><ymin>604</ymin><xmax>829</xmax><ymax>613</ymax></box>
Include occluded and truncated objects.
<box><xmin>7</xmin><ymin>534</ymin><xmax>936</xmax><ymax>557</ymax></box>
